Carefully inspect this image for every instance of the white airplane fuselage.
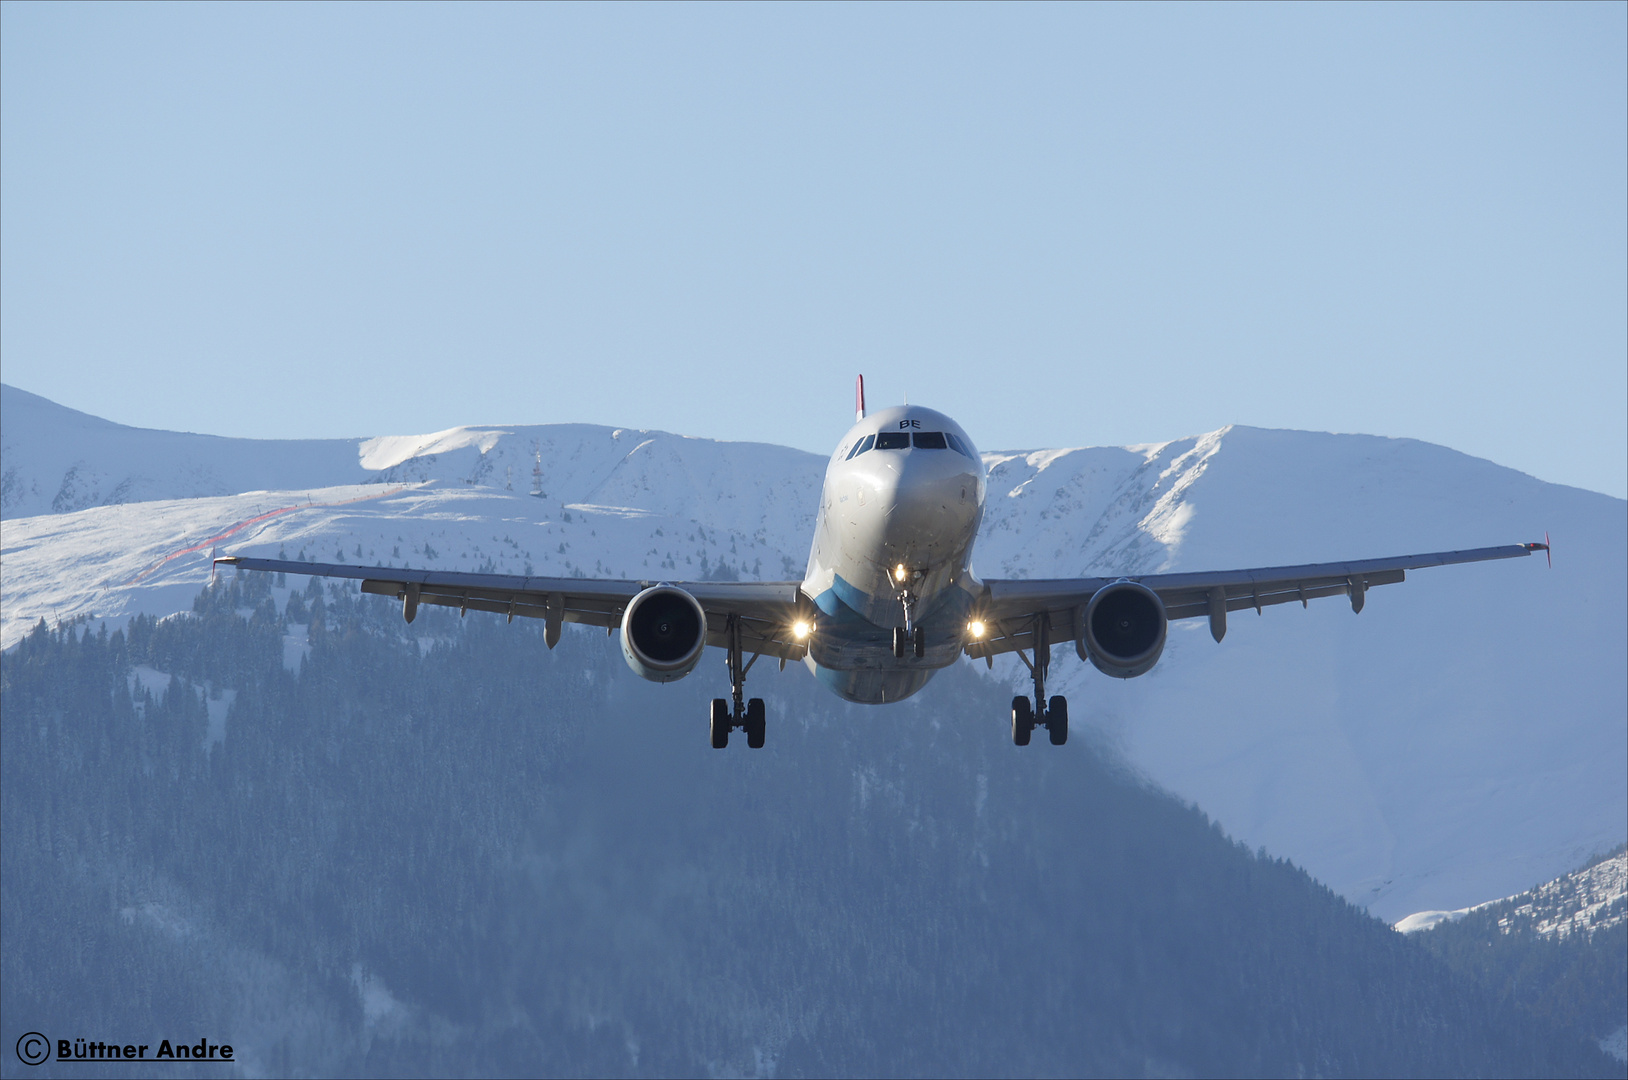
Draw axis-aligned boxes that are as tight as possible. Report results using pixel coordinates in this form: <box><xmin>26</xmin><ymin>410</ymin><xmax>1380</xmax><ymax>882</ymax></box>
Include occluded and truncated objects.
<box><xmin>800</xmin><ymin>405</ymin><xmax>987</xmax><ymax>703</ymax></box>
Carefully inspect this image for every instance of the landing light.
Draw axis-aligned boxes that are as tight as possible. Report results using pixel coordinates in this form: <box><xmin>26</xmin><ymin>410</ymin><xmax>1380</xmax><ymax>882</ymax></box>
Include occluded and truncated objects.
<box><xmin>967</xmin><ymin>620</ymin><xmax>986</xmax><ymax>639</ymax></box>
<box><xmin>793</xmin><ymin>620</ymin><xmax>811</xmax><ymax>640</ymax></box>
<box><xmin>894</xmin><ymin>563</ymin><xmax>907</xmax><ymax>582</ymax></box>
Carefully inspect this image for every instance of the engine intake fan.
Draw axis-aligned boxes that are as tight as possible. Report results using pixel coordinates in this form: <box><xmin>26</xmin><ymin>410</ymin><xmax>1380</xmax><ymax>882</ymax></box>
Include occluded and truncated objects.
<box><xmin>620</xmin><ymin>585</ymin><xmax>708</xmax><ymax>682</ymax></box>
<box><xmin>1080</xmin><ymin>580</ymin><xmax>1167</xmax><ymax>679</ymax></box>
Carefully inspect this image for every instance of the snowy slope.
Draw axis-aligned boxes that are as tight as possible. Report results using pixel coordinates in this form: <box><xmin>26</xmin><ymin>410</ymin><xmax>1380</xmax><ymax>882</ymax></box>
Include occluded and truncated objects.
<box><xmin>0</xmin><ymin>383</ymin><xmax>820</xmax><ymax>536</ymax></box>
<box><xmin>2</xmin><ymin>384</ymin><xmax>1622</xmax><ymax>923</ymax></box>
<box><xmin>1396</xmin><ymin>849</ymin><xmax>1627</xmax><ymax>938</ymax></box>
<box><xmin>0</xmin><ymin>385</ymin><xmax>366</xmax><ymax>514</ymax></box>
<box><xmin>973</xmin><ymin>427</ymin><xmax>1627</xmax><ymax>921</ymax></box>
<box><xmin>1492</xmin><ymin>850</ymin><xmax>1627</xmax><ymax>941</ymax></box>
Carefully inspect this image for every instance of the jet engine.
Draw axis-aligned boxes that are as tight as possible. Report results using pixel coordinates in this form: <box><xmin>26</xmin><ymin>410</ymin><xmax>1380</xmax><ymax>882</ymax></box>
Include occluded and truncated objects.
<box><xmin>620</xmin><ymin>585</ymin><xmax>708</xmax><ymax>682</ymax></box>
<box><xmin>1080</xmin><ymin>580</ymin><xmax>1167</xmax><ymax>679</ymax></box>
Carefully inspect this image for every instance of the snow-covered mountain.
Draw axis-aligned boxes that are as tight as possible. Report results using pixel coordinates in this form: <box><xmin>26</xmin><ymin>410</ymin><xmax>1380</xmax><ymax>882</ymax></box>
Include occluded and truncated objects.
<box><xmin>1397</xmin><ymin>848</ymin><xmax>1627</xmax><ymax>939</ymax></box>
<box><xmin>1493</xmin><ymin>850</ymin><xmax>1627</xmax><ymax>942</ymax></box>
<box><xmin>2</xmin><ymin>382</ymin><xmax>1622</xmax><ymax>924</ymax></box>
<box><xmin>1</xmin><ymin>385</ymin><xmax>367</xmax><ymax>514</ymax></box>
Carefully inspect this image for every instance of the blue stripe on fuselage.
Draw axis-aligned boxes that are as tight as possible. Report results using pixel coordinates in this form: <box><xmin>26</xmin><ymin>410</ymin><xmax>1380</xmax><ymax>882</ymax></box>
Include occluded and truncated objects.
<box><xmin>805</xmin><ymin>573</ymin><xmax>974</xmax><ymax>704</ymax></box>
<box><xmin>813</xmin><ymin>571</ymin><xmax>877</xmax><ymax>622</ymax></box>
<box><xmin>811</xmin><ymin>573</ymin><xmax>975</xmax><ymax>636</ymax></box>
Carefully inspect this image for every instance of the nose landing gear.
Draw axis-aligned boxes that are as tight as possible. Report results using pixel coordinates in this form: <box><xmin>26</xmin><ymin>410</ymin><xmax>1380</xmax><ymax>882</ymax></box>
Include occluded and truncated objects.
<box><xmin>891</xmin><ymin>586</ymin><xmax>927</xmax><ymax>659</ymax></box>
<box><xmin>891</xmin><ymin>625</ymin><xmax>926</xmax><ymax>659</ymax></box>
<box><xmin>710</xmin><ymin>615</ymin><xmax>767</xmax><ymax>749</ymax></box>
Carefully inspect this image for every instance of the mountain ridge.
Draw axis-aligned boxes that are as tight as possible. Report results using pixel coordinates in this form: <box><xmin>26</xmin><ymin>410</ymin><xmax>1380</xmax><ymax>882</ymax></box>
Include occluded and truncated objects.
<box><xmin>1</xmin><ymin>383</ymin><xmax>1621</xmax><ymax>926</ymax></box>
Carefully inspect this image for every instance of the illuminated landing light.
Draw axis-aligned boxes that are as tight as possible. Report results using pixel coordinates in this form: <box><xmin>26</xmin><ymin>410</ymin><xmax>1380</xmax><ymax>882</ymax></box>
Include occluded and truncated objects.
<box><xmin>792</xmin><ymin>620</ymin><xmax>812</xmax><ymax>640</ymax></box>
<box><xmin>967</xmin><ymin>620</ymin><xmax>986</xmax><ymax>639</ymax></box>
<box><xmin>894</xmin><ymin>563</ymin><xmax>908</xmax><ymax>582</ymax></box>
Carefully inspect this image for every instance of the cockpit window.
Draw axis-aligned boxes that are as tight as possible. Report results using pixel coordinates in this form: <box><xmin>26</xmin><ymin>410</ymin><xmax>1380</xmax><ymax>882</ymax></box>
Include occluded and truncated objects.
<box><xmin>862</xmin><ymin>430</ymin><xmax>974</xmax><ymax>454</ymax></box>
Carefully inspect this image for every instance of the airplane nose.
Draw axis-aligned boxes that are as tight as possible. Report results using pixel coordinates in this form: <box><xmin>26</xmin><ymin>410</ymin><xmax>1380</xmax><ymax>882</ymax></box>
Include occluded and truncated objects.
<box><xmin>873</xmin><ymin>450</ymin><xmax>977</xmax><ymax>552</ymax></box>
<box><xmin>896</xmin><ymin>448</ymin><xmax>965</xmax><ymax>498</ymax></box>
<box><xmin>870</xmin><ymin>452</ymin><xmax>949</xmax><ymax>510</ymax></box>
<box><xmin>871</xmin><ymin>460</ymin><xmax>907</xmax><ymax>510</ymax></box>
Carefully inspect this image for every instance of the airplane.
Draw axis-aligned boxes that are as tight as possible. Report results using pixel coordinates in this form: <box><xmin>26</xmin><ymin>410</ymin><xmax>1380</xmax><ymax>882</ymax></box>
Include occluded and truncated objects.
<box><xmin>214</xmin><ymin>376</ymin><xmax>1550</xmax><ymax>749</ymax></box>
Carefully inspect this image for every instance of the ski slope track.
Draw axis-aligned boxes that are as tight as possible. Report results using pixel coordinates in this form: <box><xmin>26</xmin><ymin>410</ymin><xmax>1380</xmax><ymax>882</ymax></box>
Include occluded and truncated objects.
<box><xmin>2</xmin><ymin>383</ymin><xmax>1623</xmax><ymax>924</ymax></box>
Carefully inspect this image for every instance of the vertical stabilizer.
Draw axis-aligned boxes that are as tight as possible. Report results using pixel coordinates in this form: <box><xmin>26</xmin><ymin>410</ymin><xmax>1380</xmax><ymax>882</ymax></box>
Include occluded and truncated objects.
<box><xmin>855</xmin><ymin>374</ymin><xmax>866</xmax><ymax>422</ymax></box>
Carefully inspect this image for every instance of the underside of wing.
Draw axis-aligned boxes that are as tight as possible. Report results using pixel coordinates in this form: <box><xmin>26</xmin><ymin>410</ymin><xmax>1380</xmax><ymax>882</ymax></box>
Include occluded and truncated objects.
<box><xmin>214</xmin><ymin>556</ymin><xmax>812</xmax><ymax>661</ymax></box>
<box><xmin>968</xmin><ymin>542</ymin><xmax>1546</xmax><ymax>660</ymax></box>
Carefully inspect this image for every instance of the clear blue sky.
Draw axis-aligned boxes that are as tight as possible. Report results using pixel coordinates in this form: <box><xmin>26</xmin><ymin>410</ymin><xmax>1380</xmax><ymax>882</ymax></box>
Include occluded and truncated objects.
<box><xmin>4</xmin><ymin>3</ymin><xmax>1624</xmax><ymax>497</ymax></box>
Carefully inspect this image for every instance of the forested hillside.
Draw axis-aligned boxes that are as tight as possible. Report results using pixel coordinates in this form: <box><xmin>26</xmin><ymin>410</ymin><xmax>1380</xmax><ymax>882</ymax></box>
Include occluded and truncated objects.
<box><xmin>2</xmin><ymin>574</ymin><xmax>1618</xmax><ymax>1078</ymax></box>
<box><xmin>1417</xmin><ymin>846</ymin><xmax>1628</xmax><ymax>1063</ymax></box>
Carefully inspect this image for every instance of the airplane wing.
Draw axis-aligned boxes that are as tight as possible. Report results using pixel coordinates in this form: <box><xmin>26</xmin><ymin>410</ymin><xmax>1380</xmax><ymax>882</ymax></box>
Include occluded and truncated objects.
<box><xmin>964</xmin><ymin>542</ymin><xmax>1549</xmax><ymax>661</ymax></box>
<box><xmin>213</xmin><ymin>556</ymin><xmax>812</xmax><ymax>662</ymax></box>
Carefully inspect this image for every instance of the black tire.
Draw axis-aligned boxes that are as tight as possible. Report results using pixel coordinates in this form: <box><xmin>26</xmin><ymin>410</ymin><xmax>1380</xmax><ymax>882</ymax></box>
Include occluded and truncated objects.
<box><xmin>709</xmin><ymin>698</ymin><xmax>730</xmax><ymax>749</ymax></box>
<box><xmin>746</xmin><ymin>698</ymin><xmax>766</xmax><ymax>749</ymax></box>
<box><xmin>1048</xmin><ymin>695</ymin><xmax>1069</xmax><ymax>746</ymax></box>
<box><xmin>913</xmin><ymin>625</ymin><xmax>926</xmax><ymax>658</ymax></box>
<box><xmin>1011</xmin><ymin>696</ymin><xmax>1033</xmax><ymax>746</ymax></box>
<box><xmin>892</xmin><ymin>627</ymin><xmax>907</xmax><ymax>658</ymax></box>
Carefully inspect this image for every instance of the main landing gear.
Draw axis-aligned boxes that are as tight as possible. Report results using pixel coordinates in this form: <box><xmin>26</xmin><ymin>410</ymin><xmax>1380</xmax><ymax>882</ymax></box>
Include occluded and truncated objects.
<box><xmin>1010</xmin><ymin>695</ymin><xmax>1068</xmax><ymax>747</ymax></box>
<box><xmin>710</xmin><ymin>697</ymin><xmax>764</xmax><ymax>749</ymax></box>
<box><xmin>1009</xmin><ymin>613</ymin><xmax>1068</xmax><ymax>747</ymax></box>
<box><xmin>710</xmin><ymin>615</ymin><xmax>766</xmax><ymax>749</ymax></box>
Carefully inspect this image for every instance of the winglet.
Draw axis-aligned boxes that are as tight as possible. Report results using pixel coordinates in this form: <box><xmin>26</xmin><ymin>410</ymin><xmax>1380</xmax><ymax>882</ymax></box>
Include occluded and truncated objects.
<box><xmin>855</xmin><ymin>374</ymin><xmax>866</xmax><ymax>422</ymax></box>
<box><xmin>1523</xmin><ymin>536</ymin><xmax>1551</xmax><ymax>568</ymax></box>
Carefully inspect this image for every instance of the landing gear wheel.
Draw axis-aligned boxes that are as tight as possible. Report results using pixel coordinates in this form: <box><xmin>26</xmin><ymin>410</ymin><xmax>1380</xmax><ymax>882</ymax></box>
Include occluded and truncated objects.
<box><xmin>912</xmin><ymin>626</ymin><xmax>926</xmax><ymax>659</ymax></box>
<box><xmin>893</xmin><ymin>627</ymin><xmax>908</xmax><ymax>658</ymax></box>
<box><xmin>1011</xmin><ymin>696</ymin><xmax>1033</xmax><ymax>746</ymax></box>
<box><xmin>745</xmin><ymin>698</ymin><xmax>766</xmax><ymax>749</ymax></box>
<box><xmin>1047</xmin><ymin>695</ymin><xmax>1069</xmax><ymax>746</ymax></box>
<box><xmin>709</xmin><ymin>698</ymin><xmax>730</xmax><ymax>749</ymax></box>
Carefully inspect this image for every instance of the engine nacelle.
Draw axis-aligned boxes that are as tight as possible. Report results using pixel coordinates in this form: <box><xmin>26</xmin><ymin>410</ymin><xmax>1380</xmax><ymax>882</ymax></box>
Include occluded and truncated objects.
<box><xmin>1080</xmin><ymin>580</ymin><xmax>1167</xmax><ymax>679</ymax></box>
<box><xmin>620</xmin><ymin>585</ymin><xmax>708</xmax><ymax>682</ymax></box>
